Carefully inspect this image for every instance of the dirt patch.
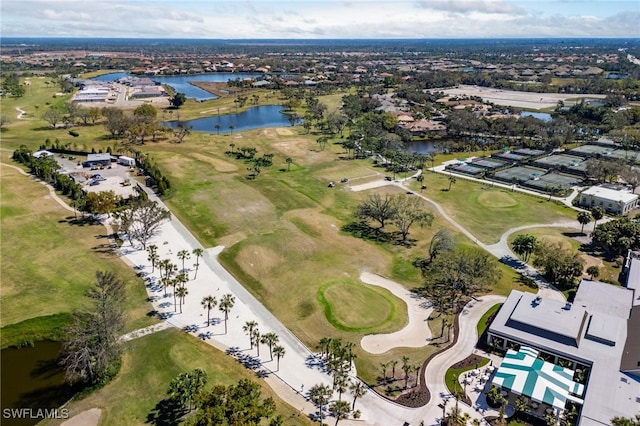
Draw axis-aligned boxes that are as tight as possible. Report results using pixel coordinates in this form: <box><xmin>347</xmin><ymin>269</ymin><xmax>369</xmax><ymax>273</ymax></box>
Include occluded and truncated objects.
<box><xmin>189</xmin><ymin>153</ymin><xmax>238</xmax><ymax>172</ymax></box>
<box><xmin>235</xmin><ymin>244</ymin><xmax>288</xmax><ymax>278</ymax></box>
<box><xmin>580</xmin><ymin>253</ymin><xmax>605</xmax><ymax>277</ymax></box>
<box><xmin>451</xmin><ymin>354</ymin><xmax>487</xmax><ymax>370</ymax></box>
<box><xmin>275</xmin><ymin>127</ymin><xmax>293</xmax><ymax>136</ymax></box>
<box><xmin>61</xmin><ymin>408</ymin><xmax>101</xmax><ymax>426</ymax></box>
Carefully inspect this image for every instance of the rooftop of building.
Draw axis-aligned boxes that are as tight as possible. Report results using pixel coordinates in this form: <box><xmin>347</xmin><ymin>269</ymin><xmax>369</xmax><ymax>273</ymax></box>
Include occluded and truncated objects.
<box><xmin>580</xmin><ymin>186</ymin><xmax>638</xmax><ymax>203</ymax></box>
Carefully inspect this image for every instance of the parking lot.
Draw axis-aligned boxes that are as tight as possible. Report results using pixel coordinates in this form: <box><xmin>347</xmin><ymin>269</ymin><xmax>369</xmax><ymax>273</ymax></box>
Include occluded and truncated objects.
<box><xmin>55</xmin><ymin>155</ymin><xmax>140</xmax><ymax>198</ymax></box>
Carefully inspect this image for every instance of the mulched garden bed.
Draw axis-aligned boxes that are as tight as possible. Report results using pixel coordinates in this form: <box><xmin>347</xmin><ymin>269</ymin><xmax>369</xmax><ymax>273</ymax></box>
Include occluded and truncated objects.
<box><xmin>451</xmin><ymin>353</ymin><xmax>488</xmax><ymax>370</ymax></box>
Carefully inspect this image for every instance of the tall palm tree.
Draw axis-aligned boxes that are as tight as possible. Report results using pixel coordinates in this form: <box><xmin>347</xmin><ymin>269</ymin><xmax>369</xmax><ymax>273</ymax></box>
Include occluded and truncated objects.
<box><xmin>328</xmin><ymin>400</ymin><xmax>351</xmax><ymax>426</ymax></box>
<box><xmin>261</xmin><ymin>332</ymin><xmax>279</xmax><ymax>360</ymax></box>
<box><xmin>577</xmin><ymin>211</ymin><xmax>591</xmax><ymax>233</ymax></box>
<box><xmin>160</xmin><ymin>276</ymin><xmax>171</xmax><ymax>298</ymax></box>
<box><xmin>390</xmin><ymin>360</ymin><xmax>398</xmax><ymax>379</ymax></box>
<box><xmin>286</xmin><ymin>157</ymin><xmax>293</xmax><ymax>171</ymax></box>
<box><xmin>176</xmin><ymin>286</ymin><xmax>188</xmax><ymax>314</ymax></box>
<box><xmin>243</xmin><ymin>320</ymin><xmax>258</xmax><ymax>348</ymax></box>
<box><xmin>448</xmin><ymin>174</ymin><xmax>456</xmax><ymax>191</ymax></box>
<box><xmin>214</xmin><ymin>124</ymin><xmax>221</xmax><ymax>135</ymax></box>
<box><xmin>334</xmin><ymin>374</ymin><xmax>349</xmax><ymax>401</ymax></box>
<box><xmin>591</xmin><ymin>206</ymin><xmax>604</xmax><ymax>230</ymax></box>
<box><xmin>273</xmin><ymin>345</ymin><xmax>285</xmax><ymax>371</ymax></box>
<box><xmin>318</xmin><ymin>337</ymin><xmax>332</xmax><ymax>358</ymax></box>
<box><xmin>191</xmin><ymin>247</ymin><xmax>204</xmax><ymax>280</ymax></box>
<box><xmin>201</xmin><ymin>295</ymin><xmax>217</xmax><ymax>326</ymax></box>
<box><xmin>218</xmin><ymin>294</ymin><xmax>235</xmax><ymax>334</ymax></box>
<box><xmin>177</xmin><ymin>249</ymin><xmax>190</xmax><ymax>273</ymax></box>
<box><xmin>147</xmin><ymin>244</ymin><xmax>159</xmax><ymax>273</ymax></box>
<box><xmin>401</xmin><ymin>356</ymin><xmax>411</xmax><ymax>389</ymax></box>
<box><xmin>252</xmin><ymin>329</ymin><xmax>261</xmax><ymax>356</ymax></box>
<box><xmin>349</xmin><ymin>381</ymin><xmax>367</xmax><ymax>410</ymax></box>
<box><xmin>414</xmin><ymin>364</ymin><xmax>421</xmax><ymax>388</ymax></box>
<box><xmin>344</xmin><ymin>342</ymin><xmax>355</xmax><ymax>369</ymax></box>
<box><xmin>309</xmin><ymin>384</ymin><xmax>332</xmax><ymax>424</ymax></box>
<box><xmin>229</xmin><ymin>124</ymin><xmax>235</xmax><ymax>134</ymax></box>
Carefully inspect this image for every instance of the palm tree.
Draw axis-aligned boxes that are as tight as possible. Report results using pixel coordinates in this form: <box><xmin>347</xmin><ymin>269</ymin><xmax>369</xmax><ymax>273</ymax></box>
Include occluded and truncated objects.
<box><xmin>243</xmin><ymin>320</ymin><xmax>258</xmax><ymax>348</ymax></box>
<box><xmin>401</xmin><ymin>356</ymin><xmax>412</xmax><ymax>389</ymax></box>
<box><xmin>286</xmin><ymin>157</ymin><xmax>293</xmax><ymax>171</ymax></box>
<box><xmin>414</xmin><ymin>364</ymin><xmax>421</xmax><ymax>387</ymax></box>
<box><xmin>349</xmin><ymin>381</ymin><xmax>367</xmax><ymax>410</ymax></box>
<box><xmin>441</xmin><ymin>318</ymin><xmax>450</xmax><ymax>338</ymax></box>
<box><xmin>448</xmin><ymin>174</ymin><xmax>456</xmax><ymax>191</ymax></box>
<box><xmin>417</xmin><ymin>174</ymin><xmax>425</xmax><ymax>191</ymax></box>
<box><xmin>176</xmin><ymin>286</ymin><xmax>188</xmax><ymax>314</ymax></box>
<box><xmin>147</xmin><ymin>244</ymin><xmax>159</xmax><ymax>273</ymax></box>
<box><xmin>577</xmin><ymin>211</ymin><xmax>591</xmax><ymax>233</ymax></box>
<box><xmin>586</xmin><ymin>265</ymin><xmax>600</xmax><ymax>280</ymax></box>
<box><xmin>309</xmin><ymin>384</ymin><xmax>332</xmax><ymax>424</ymax></box>
<box><xmin>512</xmin><ymin>234</ymin><xmax>537</xmax><ymax>262</ymax></box>
<box><xmin>390</xmin><ymin>360</ymin><xmax>398</xmax><ymax>379</ymax></box>
<box><xmin>252</xmin><ymin>329</ymin><xmax>261</xmax><ymax>356</ymax></box>
<box><xmin>214</xmin><ymin>124</ymin><xmax>221</xmax><ymax>135</ymax></box>
<box><xmin>333</xmin><ymin>373</ymin><xmax>349</xmax><ymax>401</ymax></box>
<box><xmin>344</xmin><ymin>341</ymin><xmax>355</xmax><ymax>369</ymax></box>
<box><xmin>218</xmin><ymin>294</ymin><xmax>235</xmax><ymax>334</ymax></box>
<box><xmin>191</xmin><ymin>247</ymin><xmax>204</xmax><ymax>280</ymax></box>
<box><xmin>177</xmin><ymin>249</ymin><xmax>190</xmax><ymax>273</ymax></box>
<box><xmin>380</xmin><ymin>362</ymin><xmax>388</xmax><ymax>380</ymax></box>
<box><xmin>229</xmin><ymin>124</ymin><xmax>235</xmax><ymax>134</ymax></box>
<box><xmin>160</xmin><ymin>276</ymin><xmax>171</xmax><ymax>298</ymax></box>
<box><xmin>318</xmin><ymin>337</ymin><xmax>332</xmax><ymax>358</ymax></box>
<box><xmin>229</xmin><ymin>142</ymin><xmax>235</xmax><ymax>153</ymax></box>
<box><xmin>273</xmin><ymin>345</ymin><xmax>285</xmax><ymax>371</ymax></box>
<box><xmin>591</xmin><ymin>206</ymin><xmax>604</xmax><ymax>230</ymax></box>
<box><xmin>201</xmin><ymin>295</ymin><xmax>217</xmax><ymax>326</ymax></box>
<box><xmin>328</xmin><ymin>400</ymin><xmax>351</xmax><ymax>426</ymax></box>
<box><xmin>261</xmin><ymin>332</ymin><xmax>279</xmax><ymax>360</ymax></box>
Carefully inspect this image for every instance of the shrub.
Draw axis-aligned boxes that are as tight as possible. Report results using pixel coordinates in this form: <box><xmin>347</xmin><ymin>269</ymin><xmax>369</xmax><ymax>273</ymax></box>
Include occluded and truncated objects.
<box><xmin>69</xmin><ymin>130</ymin><xmax>79</xmax><ymax>137</ymax></box>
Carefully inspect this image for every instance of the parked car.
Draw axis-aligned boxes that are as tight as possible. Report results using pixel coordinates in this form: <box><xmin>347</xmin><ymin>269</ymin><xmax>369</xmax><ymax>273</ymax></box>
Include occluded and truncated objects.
<box><xmin>89</xmin><ymin>180</ymin><xmax>100</xmax><ymax>186</ymax></box>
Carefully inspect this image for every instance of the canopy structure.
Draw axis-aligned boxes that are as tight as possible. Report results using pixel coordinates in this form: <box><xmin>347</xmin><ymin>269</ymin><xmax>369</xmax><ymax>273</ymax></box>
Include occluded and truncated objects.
<box><xmin>492</xmin><ymin>347</ymin><xmax>584</xmax><ymax>410</ymax></box>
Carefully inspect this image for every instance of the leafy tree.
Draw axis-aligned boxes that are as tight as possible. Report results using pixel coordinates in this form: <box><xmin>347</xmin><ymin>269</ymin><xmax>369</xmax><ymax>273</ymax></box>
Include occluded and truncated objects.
<box><xmin>133</xmin><ymin>103</ymin><xmax>158</xmax><ymax>123</ymax></box>
<box><xmin>428</xmin><ymin>228</ymin><xmax>455</xmax><ymax>263</ymax></box>
<box><xmin>102</xmin><ymin>107</ymin><xmax>131</xmax><ymax>139</ymax></box>
<box><xmin>533</xmin><ymin>239</ymin><xmax>585</xmax><ymax>287</ymax></box>
<box><xmin>577</xmin><ymin>211</ymin><xmax>592</xmax><ymax>234</ymax></box>
<box><xmin>190</xmin><ymin>379</ymin><xmax>276</xmax><ymax>425</ymax></box>
<box><xmin>192</xmin><ymin>247</ymin><xmax>204</xmax><ymax>279</ymax></box>
<box><xmin>273</xmin><ymin>345</ymin><xmax>285</xmax><ymax>371</ymax></box>
<box><xmin>392</xmin><ymin>196</ymin><xmax>434</xmax><ymax>242</ymax></box>
<box><xmin>170</xmin><ymin>92</ymin><xmax>187</xmax><ymax>109</ymax></box>
<box><xmin>1</xmin><ymin>114</ymin><xmax>12</xmax><ymax>128</ymax></box>
<box><xmin>117</xmin><ymin>198</ymin><xmax>171</xmax><ymax>249</ymax></box>
<box><xmin>620</xmin><ymin>165</ymin><xmax>640</xmax><ymax>192</ymax></box>
<box><xmin>42</xmin><ymin>108</ymin><xmax>63</xmax><ymax>128</ymax></box>
<box><xmin>309</xmin><ymin>383</ymin><xmax>333</xmax><ymax>424</ymax></box>
<box><xmin>218</xmin><ymin>294</ymin><xmax>235</xmax><ymax>334</ymax></box>
<box><xmin>173</xmin><ymin>123</ymin><xmax>192</xmax><ymax>143</ymax></box>
<box><xmin>611</xmin><ymin>415</ymin><xmax>640</xmax><ymax>426</ymax></box>
<box><xmin>168</xmin><ymin>368</ymin><xmax>208</xmax><ymax>411</ymax></box>
<box><xmin>85</xmin><ymin>190</ymin><xmax>120</xmax><ymax>216</ymax></box>
<box><xmin>592</xmin><ymin>217</ymin><xmax>640</xmax><ymax>256</ymax></box>
<box><xmin>511</xmin><ymin>234</ymin><xmax>537</xmax><ymax>262</ymax></box>
<box><xmin>201</xmin><ymin>295</ymin><xmax>217</xmax><ymax>327</ymax></box>
<box><xmin>328</xmin><ymin>400</ymin><xmax>351</xmax><ymax>426</ymax></box>
<box><xmin>354</xmin><ymin>193</ymin><xmax>397</xmax><ymax>229</ymax></box>
<box><xmin>420</xmin><ymin>247</ymin><xmax>502</xmax><ymax>313</ymax></box>
<box><xmin>60</xmin><ymin>271</ymin><xmax>125</xmax><ymax>385</ymax></box>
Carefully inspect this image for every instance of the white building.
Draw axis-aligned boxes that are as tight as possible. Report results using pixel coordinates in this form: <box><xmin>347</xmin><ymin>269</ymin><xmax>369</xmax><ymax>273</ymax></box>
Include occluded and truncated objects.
<box><xmin>579</xmin><ymin>185</ymin><xmax>638</xmax><ymax>214</ymax></box>
<box><xmin>117</xmin><ymin>155</ymin><xmax>136</xmax><ymax>167</ymax></box>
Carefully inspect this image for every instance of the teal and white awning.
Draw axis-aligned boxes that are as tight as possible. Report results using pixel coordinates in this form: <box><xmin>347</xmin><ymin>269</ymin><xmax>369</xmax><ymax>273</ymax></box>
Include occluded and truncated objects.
<box><xmin>492</xmin><ymin>347</ymin><xmax>584</xmax><ymax>410</ymax></box>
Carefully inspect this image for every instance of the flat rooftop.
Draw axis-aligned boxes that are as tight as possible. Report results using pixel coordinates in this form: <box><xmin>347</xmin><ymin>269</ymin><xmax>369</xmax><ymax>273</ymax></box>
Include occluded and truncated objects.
<box><xmin>581</xmin><ymin>186</ymin><xmax>638</xmax><ymax>203</ymax></box>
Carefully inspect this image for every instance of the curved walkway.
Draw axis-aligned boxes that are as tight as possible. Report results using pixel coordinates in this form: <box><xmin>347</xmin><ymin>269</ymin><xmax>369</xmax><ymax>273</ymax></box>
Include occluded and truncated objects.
<box><xmin>16</xmin><ymin>107</ymin><xmax>26</xmax><ymax>119</ymax></box>
<box><xmin>359</xmin><ymin>272</ymin><xmax>433</xmax><ymax>354</ymax></box>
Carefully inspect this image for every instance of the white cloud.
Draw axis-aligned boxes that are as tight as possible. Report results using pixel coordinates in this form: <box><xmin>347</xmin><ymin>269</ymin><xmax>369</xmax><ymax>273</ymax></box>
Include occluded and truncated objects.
<box><xmin>0</xmin><ymin>0</ymin><xmax>638</xmax><ymax>38</ymax></box>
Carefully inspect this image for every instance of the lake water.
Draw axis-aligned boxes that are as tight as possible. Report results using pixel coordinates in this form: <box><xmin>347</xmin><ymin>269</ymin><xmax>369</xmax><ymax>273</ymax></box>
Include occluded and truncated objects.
<box><xmin>1</xmin><ymin>341</ymin><xmax>77</xmax><ymax>426</ymax></box>
<box><xmin>520</xmin><ymin>111</ymin><xmax>552</xmax><ymax>122</ymax></box>
<box><xmin>92</xmin><ymin>72</ymin><xmax>263</xmax><ymax>101</ymax></box>
<box><xmin>164</xmin><ymin>105</ymin><xmax>300</xmax><ymax>134</ymax></box>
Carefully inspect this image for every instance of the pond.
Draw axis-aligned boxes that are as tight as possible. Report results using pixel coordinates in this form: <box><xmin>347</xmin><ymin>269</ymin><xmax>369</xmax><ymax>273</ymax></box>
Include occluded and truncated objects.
<box><xmin>1</xmin><ymin>341</ymin><xmax>78</xmax><ymax>426</ymax></box>
<box><xmin>163</xmin><ymin>105</ymin><xmax>301</xmax><ymax>134</ymax></box>
<box><xmin>520</xmin><ymin>111</ymin><xmax>552</xmax><ymax>122</ymax></box>
<box><xmin>92</xmin><ymin>72</ymin><xmax>263</xmax><ymax>101</ymax></box>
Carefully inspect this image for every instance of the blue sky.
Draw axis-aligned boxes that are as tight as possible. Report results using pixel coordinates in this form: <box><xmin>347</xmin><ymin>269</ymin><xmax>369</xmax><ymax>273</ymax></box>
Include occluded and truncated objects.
<box><xmin>1</xmin><ymin>1</ymin><xmax>638</xmax><ymax>38</ymax></box>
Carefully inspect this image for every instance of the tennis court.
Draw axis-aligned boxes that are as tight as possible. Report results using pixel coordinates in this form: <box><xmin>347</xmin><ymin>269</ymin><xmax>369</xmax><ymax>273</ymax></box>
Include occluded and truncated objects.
<box><xmin>534</xmin><ymin>154</ymin><xmax>588</xmax><ymax>173</ymax></box>
<box><xmin>514</xmin><ymin>148</ymin><xmax>546</xmax><ymax>157</ymax></box>
<box><xmin>568</xmin><ymin>144</ymin><xmax>616</xmax><ymax>157</ymax></box>
<box><xmin>493</xmin><ymin>152</ymin><xmax>529</xmax><ymax>163</ymax></box>
<box><xmin>528</xmin><ymin>172</ymin><xmax>581</xmax><ymax>190</ymax></box>
<box><xmin>447</xmin><ymin>163</ymin><xmax>485</xmax><ymax>176</ymax></box>
<box><xmin>493</xmin><ymin>166</ymin><xmax>547</xmax><ymax>184</ymax></box>
<box><xmin>608</xmin><ymin>149</ymin><xmax>640</xmax><ymax>163</ymax></box>
<box><xmin>471</xmin><ymin>158</ymin><xmax>507</xmax><ymax>170</ymax></box>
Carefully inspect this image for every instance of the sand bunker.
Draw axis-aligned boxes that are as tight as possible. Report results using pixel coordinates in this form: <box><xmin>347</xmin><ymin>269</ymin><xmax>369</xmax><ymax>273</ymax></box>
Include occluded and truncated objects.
<box><xmin>61</xmin><ymin>408</ymin><xmax>101</xmax><ymax>426</ymax></box>
<box><xmin>360</xmin><ymin>272</ymin><xmax>433</xmax><ymax>354</ymax></box>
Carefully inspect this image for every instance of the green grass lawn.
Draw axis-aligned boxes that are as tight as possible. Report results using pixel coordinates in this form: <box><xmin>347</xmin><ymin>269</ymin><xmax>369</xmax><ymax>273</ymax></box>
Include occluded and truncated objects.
<box><xmin>43</xmin><ymin>328</ymin><xmax>313</xmax><ymax>426</ymax></box>
<box><xmin>477</xmin><ymin>304</ymin><xmax>502</xmax><ymax>337</ymax></box>
<box><xmin>445</xmin><ymin>357</ymin><xmax>490</xmax><ymax>395</ymax></box>
<box><xmin>0</xmin><ymin>159</ymin><xmax>156</xmax><ymax>346</ymax></box>
<box><xmin>410</xmin><ymin>173</ymin><xmax>577</xmax><ymax>244</ymax></box>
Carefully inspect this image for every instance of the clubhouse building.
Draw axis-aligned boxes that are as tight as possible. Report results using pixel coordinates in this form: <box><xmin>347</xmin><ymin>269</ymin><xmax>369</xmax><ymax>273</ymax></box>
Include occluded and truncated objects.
<box><xmin>487</xmin><ymin>279</ymin><xmax>640</xmax><ymax>425</ymax></box>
